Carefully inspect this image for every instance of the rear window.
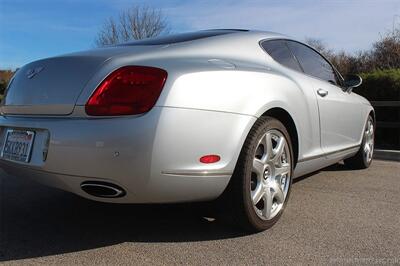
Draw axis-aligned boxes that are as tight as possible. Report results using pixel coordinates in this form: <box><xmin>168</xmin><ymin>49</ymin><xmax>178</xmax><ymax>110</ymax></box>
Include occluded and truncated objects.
<box><xmin>261</xmin><ymin>40</ymin><xmax>302</xmax><ymax>72</ymax></box>
<box><xmin>120</xmin><ymin>30</ymin><xmax>242</xmax><ymax>46</ymax></box>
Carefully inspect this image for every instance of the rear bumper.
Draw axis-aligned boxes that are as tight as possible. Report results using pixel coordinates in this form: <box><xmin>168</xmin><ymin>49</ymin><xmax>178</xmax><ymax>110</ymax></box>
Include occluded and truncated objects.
<box><xmin>0</xmin><ymin>107</ymin><xmax>256</xmax><ymax>203</ymax></box>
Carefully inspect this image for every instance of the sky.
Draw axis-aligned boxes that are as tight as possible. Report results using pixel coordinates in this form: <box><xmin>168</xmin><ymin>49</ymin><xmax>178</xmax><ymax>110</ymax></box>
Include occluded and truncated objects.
<box><xmin>0</xmin><ymin>0</ymin><xmax>399</xmax><ymax>69</ymax></box>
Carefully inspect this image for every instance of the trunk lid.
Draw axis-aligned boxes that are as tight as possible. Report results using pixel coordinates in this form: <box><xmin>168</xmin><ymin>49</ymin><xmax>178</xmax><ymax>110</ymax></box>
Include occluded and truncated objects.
<box><xmin>2</xmin><ymin>55</ymin><xmax>109</xmax><ymax>115</ymax></box>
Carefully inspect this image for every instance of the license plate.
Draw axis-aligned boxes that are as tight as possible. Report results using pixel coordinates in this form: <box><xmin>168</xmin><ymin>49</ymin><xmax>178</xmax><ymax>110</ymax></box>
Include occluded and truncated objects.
<box><xmin>1</xmin><ymin>129</ymin><xmax>35</xmax><ymax>163</ymax></box>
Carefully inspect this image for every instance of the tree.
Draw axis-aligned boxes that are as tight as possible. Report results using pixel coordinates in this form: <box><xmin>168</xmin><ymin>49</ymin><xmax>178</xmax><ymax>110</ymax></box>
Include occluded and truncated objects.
<box><xmin>95</xmin><ymin>6</ymin><xmax>169</xmax><ymax>47</ymax></box>
<box><xmin>304</xmin><ymin>38</ymin><xmax>334</xmax><ymax>59</ymax></box>
<box><xmin>371</xmin><ymin>29</ymin><xmax>400</xmax><ymax>70</ymax></box>
<box><xmin>305</xmin><ymin>26</ymin><xmax>400</xmax><ymax>75</ymax></box>
<box><xmin>329</xmin><ymin>51</ymin><xmax>354</xmax><ymax>76</ymax></box>
<box><xmin>0</xmin><ymin>70</ymin><xmax>15</xmax><ymax>95</ymax></box>
<box><xmin>304</xmin><ymin>37</ymin><xmax>352</xmax><ymax>74</ymax></box>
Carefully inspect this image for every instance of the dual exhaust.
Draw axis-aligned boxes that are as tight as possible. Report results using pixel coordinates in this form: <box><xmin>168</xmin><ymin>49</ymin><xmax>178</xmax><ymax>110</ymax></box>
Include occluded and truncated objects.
<box><xmin>81</xmin><ymin>181</ymin><xmax>126</xmax><ymax>198</ymax></box>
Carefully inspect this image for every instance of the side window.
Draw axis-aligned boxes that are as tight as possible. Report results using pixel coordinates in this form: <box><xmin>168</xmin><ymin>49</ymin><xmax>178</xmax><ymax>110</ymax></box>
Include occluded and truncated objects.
<box><xmin>261</xmin><ymin>40</ymin><xmax>302</xmax><ymax>72</ymax></box>
<box><xmin>286</xmin><ymin>41</ymin><xmax>338</xmax><ymax>85</ymax></box>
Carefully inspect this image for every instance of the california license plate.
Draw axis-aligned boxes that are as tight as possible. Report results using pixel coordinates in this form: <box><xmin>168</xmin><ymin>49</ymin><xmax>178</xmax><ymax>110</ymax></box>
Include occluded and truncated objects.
<box><xmin>1</xmin><ymin>129</ymin><xmax>35</xmax><ymax>163</ymax></box>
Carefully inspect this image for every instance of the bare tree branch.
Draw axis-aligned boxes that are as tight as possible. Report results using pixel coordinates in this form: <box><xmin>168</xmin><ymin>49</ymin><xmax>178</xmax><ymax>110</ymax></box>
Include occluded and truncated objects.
<box><xmin>305</xmin><ymin>28</ymin><xmax>400</xmax><ymax>75</ymax></box>
<box><xmin>95</xmin><ymin>5</ymin><xmax>169</xmax><ymax>47</ymax></box>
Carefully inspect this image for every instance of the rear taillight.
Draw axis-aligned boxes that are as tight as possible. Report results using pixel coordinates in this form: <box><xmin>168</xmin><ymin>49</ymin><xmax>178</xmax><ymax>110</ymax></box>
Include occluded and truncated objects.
<box><xmin>85</xmin><ymin>66</ymin><xmax>167</xmax><ymax>116</ymax></box>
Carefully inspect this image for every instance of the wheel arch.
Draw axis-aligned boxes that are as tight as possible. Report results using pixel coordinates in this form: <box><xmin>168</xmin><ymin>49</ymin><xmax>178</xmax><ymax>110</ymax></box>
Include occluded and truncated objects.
<box><xmin>357</xmin><ymin>107</ymin><xmax>375</xmax><ymax>145</ymax></box>
<box><xmin>369</xmin><ymin>109</ymin><xmax>376</xmax><ymax>125</ymax></box>
<box><xmin>261</xmin><ymin>107</ymin><xmax>299</xmax><ymax>167</ymax></box>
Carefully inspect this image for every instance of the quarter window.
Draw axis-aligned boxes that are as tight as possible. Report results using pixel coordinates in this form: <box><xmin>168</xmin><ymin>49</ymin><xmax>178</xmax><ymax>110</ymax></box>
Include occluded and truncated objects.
<box><xmin>286</xmin><ymin>41</ymin><xmax>338</xmax><ymax>84</ymax></box>
<box><xmin>261</xmin><ymin>40</ymin><xmax>302</xmax><ymax>72</ymax></box>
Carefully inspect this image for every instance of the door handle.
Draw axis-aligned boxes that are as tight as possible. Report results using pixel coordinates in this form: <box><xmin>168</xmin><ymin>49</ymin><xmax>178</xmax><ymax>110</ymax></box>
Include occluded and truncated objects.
<box><xmin>317</xmin><ymin>89</ymin><xmax>328</xmax><ymax>97</ymax></box>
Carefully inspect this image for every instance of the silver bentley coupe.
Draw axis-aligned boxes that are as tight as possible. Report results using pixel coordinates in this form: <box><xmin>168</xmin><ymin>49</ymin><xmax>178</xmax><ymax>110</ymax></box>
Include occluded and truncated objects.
<box><xmin>0</xmin><ymin>30</ymin><xmax>374</xmax><ymax>231</ymax></box>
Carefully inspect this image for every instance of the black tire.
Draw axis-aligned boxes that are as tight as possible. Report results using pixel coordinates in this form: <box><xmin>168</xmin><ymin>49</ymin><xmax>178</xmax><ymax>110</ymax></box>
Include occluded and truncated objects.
<box><xmin>344</xmin><ymin>115</ymin><xmax>374</xmax><ymax>170</ymax></box>
<box><xmin>220</xmin><ymin>116</ymin><xmax>294</xmax><ymax>232</ymax></box>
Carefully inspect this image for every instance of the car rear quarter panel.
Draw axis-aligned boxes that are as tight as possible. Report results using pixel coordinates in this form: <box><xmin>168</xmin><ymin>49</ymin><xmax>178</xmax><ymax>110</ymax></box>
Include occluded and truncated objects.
<box><xmin>157</xmin><ymin>64</ymin><xmax>319</xmax><ymax>166</ymax></box>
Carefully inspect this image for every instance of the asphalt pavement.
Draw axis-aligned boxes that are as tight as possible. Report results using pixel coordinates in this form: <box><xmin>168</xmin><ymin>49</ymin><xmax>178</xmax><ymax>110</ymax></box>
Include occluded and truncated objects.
<box><xmin>0</xmin><ymin>160</ymin><xmax>399</xmax><ymax>265</ymax></box>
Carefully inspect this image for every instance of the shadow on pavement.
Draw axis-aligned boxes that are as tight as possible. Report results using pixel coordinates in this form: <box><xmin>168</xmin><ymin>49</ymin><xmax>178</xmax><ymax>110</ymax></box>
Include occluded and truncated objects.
<box><xmin>0</xmin><ymin>162</ymin><xmax>347</xmax><ymax>261</ymax></box>
<box><xmin>0</xmin><ymin>173</ymin><xmax>246</xmax><ymax>262</ymax></box>
<box><xmin>320</xmin><ymin>162</ymin><xmax>353</xmax><ymax>172</ymax></box>
<box><xmin>293</xmin><ymin>162</ymin><xmax>353</xmax><ymax>184</ymax></box>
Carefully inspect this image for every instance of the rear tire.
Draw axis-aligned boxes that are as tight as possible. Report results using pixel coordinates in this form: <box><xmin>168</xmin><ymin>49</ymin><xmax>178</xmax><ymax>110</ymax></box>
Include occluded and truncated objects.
<box><xmin>221</xmin><ymin>116</ymin><xmax>294</xmax><ymax>232</ymax></box>
<box><xmin>344</xmin><ymin>115</ymin><xmax>374</xmax><ymax>169</ymax></box>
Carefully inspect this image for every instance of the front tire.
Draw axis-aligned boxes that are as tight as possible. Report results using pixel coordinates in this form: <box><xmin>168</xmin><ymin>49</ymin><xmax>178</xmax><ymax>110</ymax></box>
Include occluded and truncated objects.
<box><xmin>344</xmin><ymin>115</ymin><xmax>374</xmax><ymax>169</ymax></box>
<box><xmin>223</xmin><ymin>116</ymin><xmax>294</xmax><ymax>232</ymax></box>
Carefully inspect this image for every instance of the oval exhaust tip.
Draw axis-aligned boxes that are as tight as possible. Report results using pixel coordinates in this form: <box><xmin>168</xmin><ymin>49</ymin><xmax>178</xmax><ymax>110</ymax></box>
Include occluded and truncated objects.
<box><xmin>81</xmin><ymin>181</ymin><xmax>126</xmax><ymax>198</ymax></box>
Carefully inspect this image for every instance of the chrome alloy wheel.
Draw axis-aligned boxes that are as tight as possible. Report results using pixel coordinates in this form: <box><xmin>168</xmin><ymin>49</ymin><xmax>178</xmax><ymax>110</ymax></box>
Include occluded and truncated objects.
<box><xmin>364</xmin><ymin>118</ymin><xmax>374</xmax><ymax>164</ymax></box>
<box><xmin>250</xmin><ymin>129</ymin><xmax>291</xmax><ymax>220</ymax></box>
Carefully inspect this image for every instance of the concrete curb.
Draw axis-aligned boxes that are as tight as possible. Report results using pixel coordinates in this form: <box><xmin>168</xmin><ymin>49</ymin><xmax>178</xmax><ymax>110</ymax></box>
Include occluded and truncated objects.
<box><xmin>374</xmin><ymin>149</ymin><xmax>400</xmax><ymax>162</ymax></box>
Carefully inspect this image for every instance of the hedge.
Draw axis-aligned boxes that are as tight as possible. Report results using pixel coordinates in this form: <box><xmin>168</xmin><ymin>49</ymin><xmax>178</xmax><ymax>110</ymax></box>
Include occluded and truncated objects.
<box><xmin>354</xmin><ymin>69</ymin><xmax>400</xmax><ymax>101</ymax></box>
<box><xmin>353</xmin><ymin>69</ymin><xmax>400</xmax><ymax>150</ymax></box>
<box><xmin>353</xmin><ymin>69</ymin><xmax>399</xmax><ymax>121</ymax></box>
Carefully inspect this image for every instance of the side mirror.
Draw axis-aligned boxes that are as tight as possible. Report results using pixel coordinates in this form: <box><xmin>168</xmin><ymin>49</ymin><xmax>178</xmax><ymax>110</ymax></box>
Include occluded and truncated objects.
<box><xmin>344</xmin><ymin>74</ymin><xmax>362</xmax><ymax>92</ymax></box>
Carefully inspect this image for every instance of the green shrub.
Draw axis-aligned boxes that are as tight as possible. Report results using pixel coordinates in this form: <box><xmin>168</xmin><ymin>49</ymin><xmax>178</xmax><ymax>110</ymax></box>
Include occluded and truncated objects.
<box><xmin>353</xmin><ymin>69</ymin><xmax>400</xmax><ymax>150</ymax></box>
<box><xmin>354</xmin><ymin>69</ymin><xmax>400</xmax><ymax>101</ymax></box>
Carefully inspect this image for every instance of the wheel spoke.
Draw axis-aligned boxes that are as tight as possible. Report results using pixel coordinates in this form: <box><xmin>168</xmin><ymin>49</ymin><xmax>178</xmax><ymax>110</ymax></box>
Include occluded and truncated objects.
<box><xmin>367</xmin><ymin>133</ymin><xmax>373</xmax><ymax>142</ymax></box>
<box><xmin>369</xmin><ymin>143</ymin><xmax>374</xmax><ymax>157</ymax></box>
<box><xmin>275</xmin><ymin>163</ymin><xmax>290</xmax><ymax>177</ymax></box>
<box><xmin>364</xmin><ymin>149</ymin><xmax>369</xmax><ymax>161</ymax></box>
<box><xmin>365</xmin><ymin>121</ymin><xmax>374</xmax><ymax>142</ymax></box>
<box><xmin>364</xmin><ymin>143</ymin><xmax>372</xmax><ymax>161</ymax></box>
<box><xmin>262</xmin><ymin>187</ymin><xmax>273</xmax><ymax>219</ymax></box>
<box><xmin>252</xmin><ymin>185</ymin><xmax>265</xmax><ymax>205</ymax></box>
<box><xmin>252</xmin><ymin>158</ymin><xmax>264</xmax><ymax>178</ymax></box>
<box><xmin>364</xmin><ymin>143</ymin><xmax>370</xmax><ymax>154</ymax></box>
<box><xmin>270</xmin><ymin>181</ymin><xmax>284</xmax><ymax>204</ymax></box>
<box><xmin>273</xmin><ymin>137</ymin><xmax>286</xmax><ymax>162</ymax></box>
<box><xmin>366</xmin><ymin>128</ymin><xmax>373</xmax><ymax>140</ymax></box>
<box><xmin>274</xmin><ymin>185</ymin><xmax>285</xmax><ymax>204</ymax></box>
<box><xmin>264</xmin><ymin>133</ymin><xmax>273</xmax><ymax>161</ymax></box>
<box><xmin>368</xmin><ymin>143</ymin><xmax>373</xmax><ymax>160</ymax></box>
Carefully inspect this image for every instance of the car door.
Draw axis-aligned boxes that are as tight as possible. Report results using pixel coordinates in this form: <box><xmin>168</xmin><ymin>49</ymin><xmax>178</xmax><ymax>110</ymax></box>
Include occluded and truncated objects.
<box><xmin>286</xmin><ymin>41</ymin><xmax>363</xmax><ymax>155</ymax></box>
